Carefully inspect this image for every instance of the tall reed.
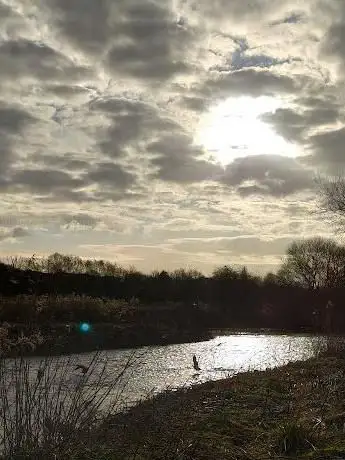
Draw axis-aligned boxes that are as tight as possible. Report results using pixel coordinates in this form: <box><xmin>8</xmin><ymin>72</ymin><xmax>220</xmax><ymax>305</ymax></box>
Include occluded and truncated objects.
<box><xmin>0</xmin><ymin>350</ymin><xmax>139</xmax><ymax>458</ymax></box>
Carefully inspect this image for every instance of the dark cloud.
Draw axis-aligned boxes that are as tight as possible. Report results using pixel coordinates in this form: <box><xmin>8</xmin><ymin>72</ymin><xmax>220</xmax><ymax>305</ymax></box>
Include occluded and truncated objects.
<box><xmin>305</xmin><ymin>107</ymin><xmax>339</xmax><ymax>125</ymax></box>
<box><xmin>0</xmin><ymin>39</ymin><xmax>93</xmax><ymax>82</ymax></box>
<box><xmin>107</xmin><ymin>45</ymin><xmax>188</xmax><ymax>81</ymax></box>
<box><xmin>260</xmin><ymin>108</ymin><xmax>307</xmax><ymax>143</ymax></box>
<box><xmin>308</xmin><ymin>127</ymin><xmax>345</xmax><ymax>169</ymax></box>
<box><xmin>31</xmin><ymin>154</ymin><xmax>90</xmax><ymax>171</ymax></box>
<box><xmin>11</xmin><ymin>227</ymin><xmax>30</xmax><ymax>238</ymax></box>
<box><xmin>106</xmin><ymin>1</ymin><xmax>194</xmax><ymax>81</ymax></box>
<box><xmin>46</xmin><ymin>84</ymin><xmax>92</xmax><ymax>98</ymax></box>
<box><xmin>219</xmin><ymin>155</ymin><xmax>314</xmax><ymax>196</ymax></box>
<box><xmin>91</xmin><ymin>98</ymin><xmax>157</xmax><ymax>158</ymax></box>
<box><xmin>90</xmin><ymin>96</ymin><xmax>180</xmax><ymax>158</ymax></box>
<box><xmin>4</xmin><ymin>163</ymin><xmax>137</xmax><ymax>203</ymax></box>
<box><xmin>180</xmin><ymin>96</ymin><xmax>208</xmax><ymax>112</ymax></box>
<box><xmin>149</xmin><ymin>133</ymin><xmax>222</xmax><ymax>183</ymax></box>
<box><xmin>0</xmin><ymin>105</ymin><xmax>36</xmax><ymax>133</ymax></box>
<box><xmin>0</xmin><ymin>2</ymin><xmax>14</xmax><ymax>21</ymax></box>
<box><xmin>87</xmin><ymin>162</ymin><xmax>136</xmax><ymax>189</ymax></box>
<box><xmin>200</xmin><ymin>68</ymin><xmax>297</xmax><ymax>99</ymax></box>
<box><xmin>260</xmin><ymin>104</ymin><xmax>340</xmax><ymax>143</ymax></box>
<box><xmin>321</xmin><ymin>21</ymin><xmax>345</xmax><ymax>70</ymax></box>
<box><xmin>152</xmin><ymin>155</ymin><xmax>221</xmax><ymax>184</ymax></box>
<box><xmin>48</xmin><ymin>0</ymin><xmax>195</xmax><ymax>80</ymax></box>
<box><xmin>48</xmin><ymin>0</ymin><xmax>111</xmax><ymax>54</ymax></box>
<box><xmin>0</xmin><ymin>103</ymin><xmax>36</xmax><ymax>172</ymax></box>
<box><xmin>8</xmin><ymin>169</ymin><xmax>86</xmax><ymax>195</ymax></box>
<box><xmin>298</xmin><ymin>96</ymin><xmax>336</xmax><ymax>108</ymax></box>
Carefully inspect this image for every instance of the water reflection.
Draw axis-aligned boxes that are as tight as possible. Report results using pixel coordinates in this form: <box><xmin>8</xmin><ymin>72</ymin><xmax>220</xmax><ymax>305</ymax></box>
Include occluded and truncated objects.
<box><xmin>5</xmin><ymin>334</ymin><xmax>319</xmax><ymax>410</ymax></box>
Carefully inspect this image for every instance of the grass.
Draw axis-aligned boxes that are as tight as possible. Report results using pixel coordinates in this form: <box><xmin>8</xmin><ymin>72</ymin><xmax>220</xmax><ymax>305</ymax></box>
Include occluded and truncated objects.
<box><xmin>0</xmin><ymin>351</ymin><xmax>140</xmax><ymax>459</ymax></box>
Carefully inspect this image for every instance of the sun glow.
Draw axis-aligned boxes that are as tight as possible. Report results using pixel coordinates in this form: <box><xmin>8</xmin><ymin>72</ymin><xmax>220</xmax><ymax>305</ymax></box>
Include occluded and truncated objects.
<box><xmin>196</xmin><ymin>96</ymin><xmax>300</xmax><ymax>166</ymax></box>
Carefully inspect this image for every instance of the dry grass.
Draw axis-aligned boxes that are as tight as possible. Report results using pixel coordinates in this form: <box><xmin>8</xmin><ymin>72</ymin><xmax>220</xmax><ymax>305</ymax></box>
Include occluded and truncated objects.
<box><xmin>0</xmin><ymin>294</ymin><xmax>131</xmax><ymax>324</ymax></box>
<box><xmin>314</xmin><ymin>335</ymin><xmax>345</xmax><ymax>359</ymax></box>
<box><xmin>90</xmin><ymin>353</ymin><xmax>345</xmax><ymax>459</ymax></box>
<box><xmin>0</xmin><ymin>351</ymin><xmax>140</xmax><ymax>459</ymax></box>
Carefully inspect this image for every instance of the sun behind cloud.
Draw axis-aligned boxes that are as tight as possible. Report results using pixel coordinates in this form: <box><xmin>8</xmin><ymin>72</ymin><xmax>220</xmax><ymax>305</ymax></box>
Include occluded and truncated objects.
<box><xmin>195</xmin><ymin>96</ymin><xmax>301</xmax><ymax>166</ymax></box>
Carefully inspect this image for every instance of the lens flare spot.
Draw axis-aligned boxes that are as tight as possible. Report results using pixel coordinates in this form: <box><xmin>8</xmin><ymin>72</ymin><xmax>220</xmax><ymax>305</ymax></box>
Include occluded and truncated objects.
<box><xmin>79</xmin><ymin>322</ymin><xmax>91</xmax><ymax>333</ymax></box>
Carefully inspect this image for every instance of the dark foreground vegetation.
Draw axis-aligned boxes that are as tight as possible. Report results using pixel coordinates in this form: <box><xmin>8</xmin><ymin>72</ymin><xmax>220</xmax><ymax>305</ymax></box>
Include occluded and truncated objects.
<box><xmin>1</xmin><ymin>338</ymin><xmax>345</xmax><ymax>459</ymax></box>
<box><xmin>0</xmin><ymin>290</ymin><xmax>214</xmax><ymax>354</ymax></box>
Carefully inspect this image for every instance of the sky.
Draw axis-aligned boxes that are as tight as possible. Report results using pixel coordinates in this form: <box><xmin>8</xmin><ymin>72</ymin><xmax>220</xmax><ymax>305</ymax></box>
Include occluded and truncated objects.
<box><xmin>0</xmin><ymin>0</ymin><xmax>344</xmax><ymax>275</ymax></box>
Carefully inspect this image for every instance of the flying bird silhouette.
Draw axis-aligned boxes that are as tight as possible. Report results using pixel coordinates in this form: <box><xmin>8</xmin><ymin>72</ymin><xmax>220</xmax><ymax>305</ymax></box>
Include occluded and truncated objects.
<box><xmin>74</xmin><ymin>364</ymin><xmax>89</xmax><ymax>374</ymax></box>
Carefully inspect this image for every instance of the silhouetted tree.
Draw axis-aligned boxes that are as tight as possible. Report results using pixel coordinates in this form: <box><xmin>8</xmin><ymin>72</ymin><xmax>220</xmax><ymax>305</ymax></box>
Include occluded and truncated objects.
<box><xmin>318</xmin><ymin>175</ymin><xmax>345</xmax><ymax>217</ymax></box>
<box><xmin>277</xmin><ymin>238</ymin><xmax>345</xmax><ymax>289</ymax></box>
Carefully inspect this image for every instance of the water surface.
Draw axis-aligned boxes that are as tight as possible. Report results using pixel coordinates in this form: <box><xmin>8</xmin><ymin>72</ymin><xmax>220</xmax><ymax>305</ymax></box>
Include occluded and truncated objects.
<box><xmin>15</xmin><ymin>333</ymin><xmax>318</xmax><ymax>409</ymax></box>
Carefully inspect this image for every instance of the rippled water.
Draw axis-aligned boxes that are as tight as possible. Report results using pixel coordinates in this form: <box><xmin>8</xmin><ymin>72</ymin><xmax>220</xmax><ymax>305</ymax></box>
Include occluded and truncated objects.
<box><xmin>5</xmin><ymin>333</ymin><xmax>319</xmax><ymax>410</ymax></box>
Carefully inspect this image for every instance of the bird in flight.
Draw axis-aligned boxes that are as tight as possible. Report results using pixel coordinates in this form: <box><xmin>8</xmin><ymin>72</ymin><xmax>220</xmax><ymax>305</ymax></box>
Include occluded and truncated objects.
<box><xmin>74</xmin><ymin>364</ymin><xmax>89</xmax><ymax>374</ymax></box>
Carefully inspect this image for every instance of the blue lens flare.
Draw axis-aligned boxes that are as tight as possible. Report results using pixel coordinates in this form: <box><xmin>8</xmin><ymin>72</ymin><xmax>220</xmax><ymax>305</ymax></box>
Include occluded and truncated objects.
<box><xmin>79</xmin><ymin>322</ymin><xmax>91</xmax><ymax>333</ymax></box>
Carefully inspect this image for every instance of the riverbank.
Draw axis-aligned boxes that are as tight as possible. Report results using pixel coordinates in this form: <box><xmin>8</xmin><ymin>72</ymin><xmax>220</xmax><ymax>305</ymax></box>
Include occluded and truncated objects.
<box><xmin>1</xmin><ymin>322</ymin><xmax>212</xmax><ymax>357</ymax></box>
<box><xmin>0</xmin><ymin>294</ymin><xmax>331</xmax><ymax>357</ymax></box>
<box><xmin>0</xmin><ymin>294</ymin><xmax>212</xmax><ymax>356</ymax></box>
<box><xmin>80</xmin><ymin>353</ymin><xmax>345</xmax><ymax>460</ymax></box>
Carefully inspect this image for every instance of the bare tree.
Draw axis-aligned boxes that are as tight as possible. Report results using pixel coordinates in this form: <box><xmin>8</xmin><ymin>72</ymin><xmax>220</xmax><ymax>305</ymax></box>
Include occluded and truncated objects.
<box><xmin>3</xmin><ymin>256</ymin><xmax>26</xmax><ymax>270</ymax></box>
<box><xmin>212</xmin><ymin>265</ymin><xmax>239</xmax><ymax>281</ymax></box>
<box><xmin>318</xmin><ymin>174</ymin><xmax>345</xmax><ymax>215</ymax></box>
<box><xmin>316</xmin><ymin>174</ymin><xmax>345</xmax><ymax>234</ymax></box>
<box><xmin>277</xmin><ymin>238</ymin><xmax>345</xmax><ymax>289</ymax></box>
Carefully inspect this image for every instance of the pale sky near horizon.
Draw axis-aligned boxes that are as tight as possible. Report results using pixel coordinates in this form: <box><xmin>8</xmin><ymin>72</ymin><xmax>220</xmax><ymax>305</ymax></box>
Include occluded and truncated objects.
<box><xmin>0</xmin><ymin>0</ymin><xmax>344</xmax><ymax>275</ymax></box>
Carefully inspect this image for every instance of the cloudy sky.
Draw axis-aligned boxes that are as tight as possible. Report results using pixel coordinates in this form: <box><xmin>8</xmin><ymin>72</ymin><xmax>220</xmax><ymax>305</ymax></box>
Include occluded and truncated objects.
<box><xmin>0</xmin><ymin>0</ymin><xmax>344</xmax><ymax>274</ymax></box>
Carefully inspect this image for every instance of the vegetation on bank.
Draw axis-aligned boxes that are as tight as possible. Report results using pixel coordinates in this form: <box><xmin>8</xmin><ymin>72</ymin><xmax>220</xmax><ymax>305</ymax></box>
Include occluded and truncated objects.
<box><xmin>1</xmin><ymin>338</ymin><xmax>345</xmax><ymax>459</ymax></box>
<box><xmin>2</xmin><ymin>240</ymin><xmax>345</xmax><ymax>335</ymax></box>
<box><xmin>0</xmin><ymin>294</ymin><xmax>211</xmax><ymax>356</ymax></box>
<box><xmin>1</xmin><ymin>236</ymin><xmax>345</xmax><ymax>356</ymax></box>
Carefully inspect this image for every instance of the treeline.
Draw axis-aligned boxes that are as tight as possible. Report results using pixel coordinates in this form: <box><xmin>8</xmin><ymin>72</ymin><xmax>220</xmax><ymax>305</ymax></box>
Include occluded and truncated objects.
<box><xmin>2</xmin><ymin>237</ymin><xmax>345</xmax><ymax>332</ymax></box>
